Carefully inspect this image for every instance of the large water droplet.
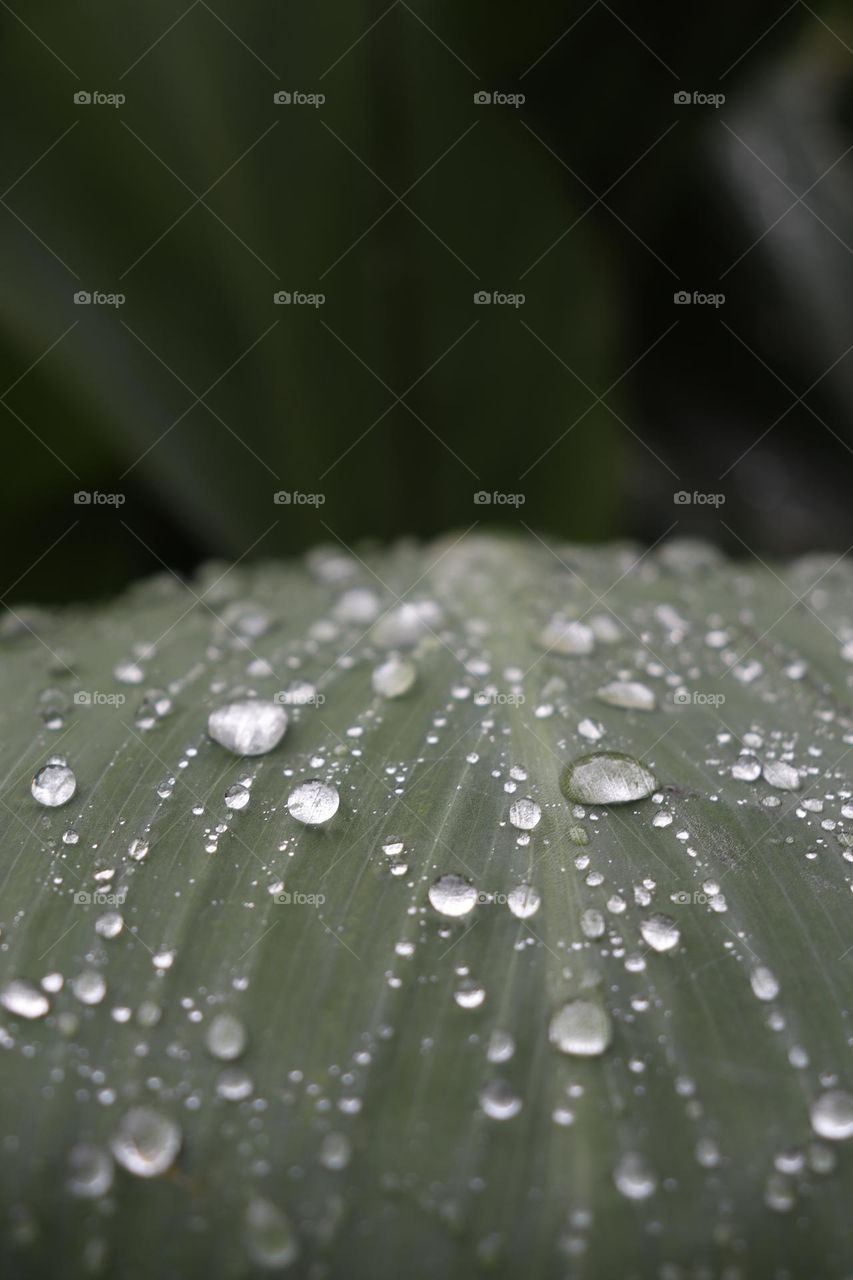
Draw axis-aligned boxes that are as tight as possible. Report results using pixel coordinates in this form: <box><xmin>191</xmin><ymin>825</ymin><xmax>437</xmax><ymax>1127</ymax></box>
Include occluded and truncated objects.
<box><xmin>507</xmin><ymin>884</ymin><xmax>541</xmax><ymax>919</ymax></box>
<box><xmin>596</xmin><ymin>681</ymin><xmax>656</xmax><ymax>712</ymax></box>
<box><xmin>0</xmin><ymin>979</ymin><xmax>49</xmax><ymax>1019</ymax></box>
<box><xmin>245</xmin><ymin>1198</ymin><xmax>300</xmax><ymax>1269</ymax></box>
<box><xmin>810</xmin><ymin>1090</ymin><xmax>853</xmax><ymax>1140</ymax></box>
<box><xmin>561</xmin><ymin>752</ymin><xmax>657</xmax><ymax>805</ymax></box>
<box><xmin>763</xmin><ymin>761</ymin><xmax>801</xmax><ymax>792</ymax></box>
<box><xmin>548</xmin><ymin>999</ymin><xmax>612</xmax><ymax>1056</ymax></box>
<box><xmin>206</xmin><ymin>1013</ymin><xmax>247</xmax><ymax>1061</ymax></box>
<box><xmin>508</xmin><ymin>797</ymin><xmax>541</xmax><ymax>831</ymax></box>
<box><xmin>110</xmin><ymin>1108</ymin><xmax>181</xmax><ymax>1177</ymax></box>
<box><xmin>372</xmin><ymin>656</ymin><xmax>417</xmax><ymax>699</ymax></box>
<box><xmin>31</xmin><ymin>760</ymin><xmax>76</xmax><ymax>807</ymax></box>
<box><xmin>208</xmin><ymin>701</ymin><xmax>287</xmax><ymax>756</ymax></box>
<box><xmin>287</xmin><ymin>780</ymin><xmax>339</xmax><ymax>825</ymax></box>
<box><xmin>750</xmin><ymin>965</ymin><xmax>780</xmax><ymax>1001</ymax></box>
<box><xmin>639</xmin><ymin>913</ymin><xmax>681</xmax><ymax>953</ymax></box>
<box><xmin>428</xmin><ymin>874</ymin><xmax>477</xmax><ymax>918</ymax></box>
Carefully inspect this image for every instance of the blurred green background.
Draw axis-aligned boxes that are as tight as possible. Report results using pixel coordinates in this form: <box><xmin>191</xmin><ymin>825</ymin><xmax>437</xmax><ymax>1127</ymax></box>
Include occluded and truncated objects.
<box><xmin>2</xmin><ymin>0</ymin><xmax>853</xmax><ymax>602</ymax></box>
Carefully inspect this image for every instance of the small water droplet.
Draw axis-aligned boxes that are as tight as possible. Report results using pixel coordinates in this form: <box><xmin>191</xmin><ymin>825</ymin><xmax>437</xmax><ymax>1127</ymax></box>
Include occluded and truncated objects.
<box><xmin>206</xmin><ymin>1013</ymin><xmax>247</xmax><ymax>1062</ymax></box>
<box><xmin>540</xmin><ymin>617</ymin><xmax>594</xmax><ymax>656</ymax></box>
<box><xmin>507</xmin><ymin>884</ymin><xmax>541</xmax><ymax>919</ymax></box>
<box><xmin>245</xmin><ymin>1198</ymin><xmax>300</xmax><ymax>1269</ymax></box>
<box><xmin>479</xmin><ymin>1079</ymin><xmax>523</xmax><ymax>1120</ymax></box>
<box><xmin>763</xmin><ymin>760</ymin><xmax>801</xmax><ymax>791</ymax></box>
<box><xmin>110</xmin><ymin>1108</ymin><xmax>181</xmax><ymax>1177</ymax></box>
<box><xmin>287</xmin><ymin>780</ymin><xmax>339</xmax><ymax>825</ymax></box>
<box><xmin>548</xmin><ymin>999</ymin><xmax>612</xmax><ymax>1056</ymax></box>
<box><xmin>71</xmin><ymin>970</ymin><xmax>107</xmax><ymax>1006</ymax></box>
<box><xmin>596</xmin><ymin>681</ymin><xmax>656</xmax><ymax>712</ymax></box>
<box><xmin>319</xmin><ymin>1132</ymin><xmax>351</xmax><ymax>1170</ymax></box>
<box><xmin>67</xmin><ymin>1144</ymin><xmax>114</xmax><ymax>1199</ymax></box>
<box><xmin>216</xmin><ymin>1069</ymin><xmax>254</xmax><ymax>1101</ymax></box>
<box><xmin>208</xmin><ymin>701</ymin><xmax>287</xmax><ymax>756</ymax></box>
<box><xmin>225</xmin><ymin>782</ymin><xmax>251</xmax><ymax>811</ymax></box>
<box><xmin>372</xmin><ymin>656</ymin><xmax>417</xmax><ymax>699</ymax></box>
<box><xmin>0</xmin><ymin>979</ymin><xmax>50</xmax><ymax>1019</ymax></box>
<box><xmin>731</xmin><ymin>755</ymin><xmax>761</xmax><ymax>782</ymax></box>
<box><xmin>508</xmin><ymin>797</ymin><xmax>541</xmax><ymax>831</ymax></box>
<box><xmin>613</xmin><ymin>1152</ymin><xmax>656</xmax><ymax>1200</ymax></box>
<box><xmin>750</xmin><ymin>965</ymin><xmax>780</xmax><ymax>1001</ymax></box>
<box><xmin>487</xmin><ymin>1030</ymin><xmax>515</xmax><ymax>1063</ymax></box>
<box><xmin>810</xmin><ymin>1089</ymin><xmax>853</xmax><ymax>1140</ymax></box>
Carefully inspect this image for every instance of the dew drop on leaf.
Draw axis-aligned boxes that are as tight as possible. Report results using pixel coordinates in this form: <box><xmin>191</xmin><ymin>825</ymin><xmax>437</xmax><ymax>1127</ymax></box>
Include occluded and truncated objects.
<box><xmin>639</xmin><ymin>913</ymin><xmax>681</xmax><ymax>953</ymax></box>
<box><xmin>560</xmin><ymin>752</ymin><xmax>657</xmax><ymax>806</ymax></box>
<box><xmin>0</xmin><ymin>979</ymin><xmax>49</xmax><ymax>1020</ymax></box>
<box><xmin>548</xmin><ymin>999</ymin><xmax>612</xmax><ymax>1056</ymax></box>
<box><xmin>31</xmin><ymin>760</ymin><xmax>76</xmax><ymax>808</ymax></box>
<box><xmin>205</xmin><ymin>1013</ymin><xmax>247</xmax><ymax>1062</ymax></box>
<box><xmin>810</xmin><ymin>1090</ymin><xmax>853</xmax><ymax>1140</ymax></box>
<box><xmin>479</xmin><ymin>1079</ymin><xmax>523</xmax><ymax>1120</ymax></box>
<box><xmin>287</xmin><ymin>780</ymin><xmax>340</xmax><ymax>825</ymax></box>
<box><xmin>245</xmin><ymin>1199</ymin><xmax>300</xmax><ymax>1269</ymax></box>
<box><xmin>428</xmin><ymin>874</ymin><xmax>477</xmax><ymax>918</ymax></box>
<box><xmin>207</xmin><ymin>700</ymin><xmax>287</xmax><ymax>756</ymax></box>
<box><xmin>109</xmin><ymin>1108</ymin><xmax>181</xmax><ymax>1178</ymax></box>
<box><xmin>508</xmin><ymin>797</ymin><xmax>541</xmax><ymax>831</ymax></box>
<box><xmin>596</xmin><ymin>681</ymin><xmax>656</xmax><ymax>712</ymax></box>
<box><xmin>507</xmin><ymin>884</ymin><xmax>541</xmax><ymax>919</ymax></box>
<box><xmin>372</xmin><ymin>656</ymin><xmax>417</xmax><ymax>699</ymax></box>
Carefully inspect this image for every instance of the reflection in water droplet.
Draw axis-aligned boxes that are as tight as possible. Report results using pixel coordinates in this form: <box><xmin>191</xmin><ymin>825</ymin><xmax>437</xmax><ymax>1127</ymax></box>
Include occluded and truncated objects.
<box><xmin>561</xmin><ymin>752</ymin><xmax>657</xmax><ymax>806</ymax></box>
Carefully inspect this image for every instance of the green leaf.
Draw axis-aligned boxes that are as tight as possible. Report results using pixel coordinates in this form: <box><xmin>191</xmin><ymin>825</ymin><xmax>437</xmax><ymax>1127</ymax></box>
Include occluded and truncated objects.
<box><xmin>1</xmin><ymin>535</ymin><xmax>853</xmax><ymax>1275</ymax></box>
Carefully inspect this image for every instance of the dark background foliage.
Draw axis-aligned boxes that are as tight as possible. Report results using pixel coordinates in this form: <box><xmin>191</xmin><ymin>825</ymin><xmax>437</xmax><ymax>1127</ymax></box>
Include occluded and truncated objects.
<box><xmin>2</xmin><ymin>1</ymin><xmax>853</xmax><ymax>602</ymax></box>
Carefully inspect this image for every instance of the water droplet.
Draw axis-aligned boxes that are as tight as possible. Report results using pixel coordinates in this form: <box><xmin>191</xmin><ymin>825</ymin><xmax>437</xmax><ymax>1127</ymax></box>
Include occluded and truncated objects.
<box><xmin>216</xmin><ymin>1069</ymin><xmax>254</xmax><ymax>1101</ymax></box>
<box><xmin>507</xmin><ymin>884</ymin><xmax>541</xmax><ymax>919</ymax></box>
<box><xmin>206</xmin><ymin>1013</ymin><xmax>247</xmax><ymax>1062</ymax></box>
<box><xmin>613</xmin><ymin>1152</ymin><xmax>656</xmax><ymax>1200</ymax></box>
<box><xmin>581</xmin><ymin>909</ymin><xmax>606</xmax><ymax>939</ymax></box>
<box><xmin>731</xmin><ymin>755</ymin><xmax>761</xmax><ymax>782</ymax></box>
<box><xmin>110</xmin><ymin>1108</ymin><xmax>181</xmax><ymax>1177</ymax></box>
<box><xmin>371</xmin><ymin>601</ymin><xmax>443</xmax><ymax>649</ymax></box>
<box><xmin>208</xmin><ymin>700</ymin><xmax>287</xmax><ymax>756</ymax></box>
<box><xmin>508</xmin><ymin>797</ymin><xmax>541</xmax><ymax>831</ymax></box>
<box><xmin>548</xmin><ymin>1000</ymin><xmax>612</xmax><ymax>1056</ymax></box>
<box><xmin>31</xmin><ymin>760</ymin><xmax>76</xmax><ymax>808</ymax></box>
<box><xmin>454</xmin><ymin>980</ymin><xmax>486</xmax><ymax>1009</ymax></box>
<box><xmin>596</xmin><ymin>681</ymin><xmax>656</xmax><ymax>712</ymax></box>
<box><xmin>750</xmin><ymin>965</ymin><xmax>780</xmax><ymax>1001</ymax></box>
<box><xmin>763</xmin><ymin>761</ymin><xmax>801</xmax><ymax>791</ymax></box>
<box><xmin>372</xmin><ymin>656</ymin><xmax>417</xmax><ymax>699</ymax></box>
<box><xmin>245</xmin><ymin>1198</ymin><xmax>300</xmax><ymax>1270</ymax></box>
<box><xmin>487</xmin><ymin>1030</ymin><xmax>515</xmax><ymax>1063</ymax></box>
<box><xmin>639</xmin><ymin>913</ymin><xmax>680</xmax><ymax>953</ymax></box>
<box><xmin>287</xmin><ymin>780</ymin><xmax>339</xmax><ymax>825</ymax></box>
<box><xmin>0</xmin><ymin>979</ymin><xmax>49</xmax><ymax>1019</ymax></box>
<box><xmin>71</xmin><ymin>970</ymin><xmax>106</xmax><ymax>1006</ymax></box>
<box><xmin>428</xmin><ymin>874</ymin><xmax>477</xmax><ymax>918</ymax></box>
<box><xmin>479</xmin><ymin>1079</ymin><xmax>523</xmax><ymax>1120</ymax></box>
<box><xmin>561</xmin><ymin>752</ymin><xmax>657</xmax><ymax>806</ymax></box>
<box><xmin>128</xmin><ymin>837</ymin><xmax>149</xmax><ymax>862</ymax></box>
<box><xmin>540</xmin><ymin>617</ymin><xmax>594</xmax><ymax>656</ymax></box>
<box><xmin>225</xmin><ymin>782</ymin><xmax>251</xmax><ymax>811</ymax></box>
<box><xmin>810</xmin><ymin>1089</ymin><xmax>853</xmax><ymax>1140</ymax></box>
<box><xmin>319</xmin><ymin>1132</ymin><xmax>351</xmax><ymax>1170</ymax></box>
<box><xmin>578</xmin><ymin>718</ymin><xmax>604</xmax><ymax>742</ymax></box>
<box><xmin>67</xmin><ymin>1144</ymin><xmax>114</xmax><ymax>1199</ymax></box>
<box><xmin>95</xmin><ymin>911</ymin><xmax>124</xmax><ymax>940</ymax></box>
